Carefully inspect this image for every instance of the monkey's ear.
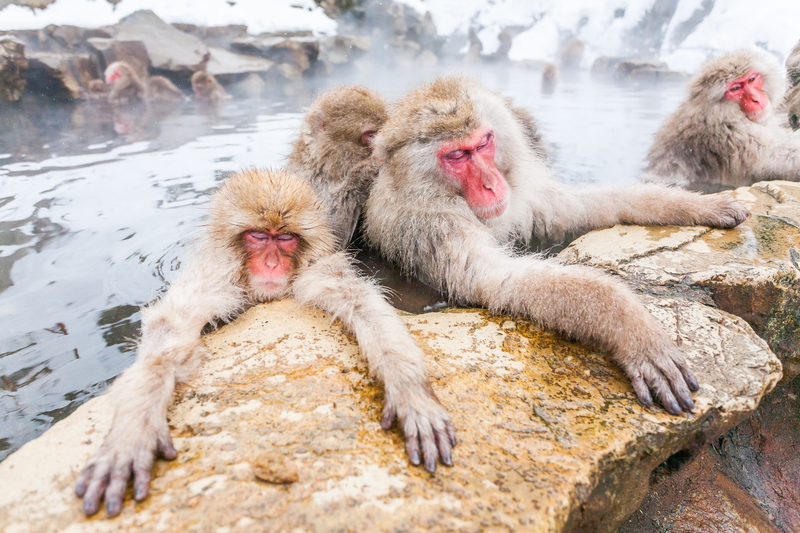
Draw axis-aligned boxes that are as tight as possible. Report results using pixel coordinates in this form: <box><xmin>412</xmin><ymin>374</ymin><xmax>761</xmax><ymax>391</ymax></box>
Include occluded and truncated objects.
<box><xmin>313</xmin><ymin>112</ymin><xmax>326</xmax><ymax>133</ymax></box>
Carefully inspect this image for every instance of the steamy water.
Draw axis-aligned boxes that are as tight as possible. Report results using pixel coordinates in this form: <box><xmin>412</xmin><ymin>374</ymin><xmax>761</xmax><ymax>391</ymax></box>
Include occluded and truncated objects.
<box><xmin>0</xmin><ymin>66</ymin><xmax>687</xmax><ymax>460</ymax></box>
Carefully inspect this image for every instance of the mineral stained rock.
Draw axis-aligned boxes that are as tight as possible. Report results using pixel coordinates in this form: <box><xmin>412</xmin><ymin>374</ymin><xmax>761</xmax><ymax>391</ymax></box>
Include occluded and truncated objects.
<box><xmin>0</xmin><ymin>293</ymin><xmax>779</xmax><ymax>532</ymax></box>
<box><xmin>0</xmin><ymin>36</ymin><xmax>27</xmax><ymax>102</ymax></box>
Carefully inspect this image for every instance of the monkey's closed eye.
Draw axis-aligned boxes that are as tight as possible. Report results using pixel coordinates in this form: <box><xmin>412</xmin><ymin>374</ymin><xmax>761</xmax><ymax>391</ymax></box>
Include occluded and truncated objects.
<box><xmin>445</xmin><ymin>150</ymin><xmax>468</xmax><ymax>161</ymax></box>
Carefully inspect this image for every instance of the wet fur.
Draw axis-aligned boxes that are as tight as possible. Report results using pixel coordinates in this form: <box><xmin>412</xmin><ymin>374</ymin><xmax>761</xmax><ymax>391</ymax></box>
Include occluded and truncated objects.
<box><xmin>76</xmin><ymin>169</ymin><xmax>453</xmax><ymax>518</ymax></box>
<box><xmin>644</xmin><ymin>49</ymin><xmax>800</xmax><ymax>187</ymax></box>
<box><xmin>365</xmin><ymin>76</ymin><xmax>749</xmax><ymax>416</ymax></box>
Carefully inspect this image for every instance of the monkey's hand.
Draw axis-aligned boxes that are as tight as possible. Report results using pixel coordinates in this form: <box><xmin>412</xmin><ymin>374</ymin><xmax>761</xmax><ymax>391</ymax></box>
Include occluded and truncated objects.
<box><xmin>696</xmin><ymin>194</ymin><xmax>750</xmax><ymax>228</ymax></box>
<box><xmin>381</xmin><ymin>386</ymin><xmax>456</xmax><ymax>473</ymax></box>
<box><xmin>620</xmin><ymin>338</ymin><xmax>700</xmax><ymax>416</ymax></box>
<box><xmin>74</xmin><ymin>413</ymin><xmax>177</xmax><ymax>518</ymax></box>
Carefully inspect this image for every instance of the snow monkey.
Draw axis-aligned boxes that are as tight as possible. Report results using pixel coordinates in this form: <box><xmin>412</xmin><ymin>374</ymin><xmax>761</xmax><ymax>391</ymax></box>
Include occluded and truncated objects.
<box><xmin>75</xmin><ymin>169</ymin><xmax>455</xmax><ymax>518</ymax></box>
<box><xmin>191</xmin><ymin>70</ymin><xmax>227</xmax><ymax>106</ymax></box>
<box><xmin>541</xmin><ymin>63</ymin><xmax>558</xmax><ymax>94</ymax></box>
<box><xmin>286</xmin><ymin>85</ymin><xmax>389</xmax><ymax>248</ymax></box>
<box><xmin>364</xmin><ymin>76</ymin><xmax>750</xmax><ymax>416</ymax></box>
<box><xmin>643</xmin><ymin>50</ymin><xmax>800</xmax><ymax>188</ymax></box>
<box><xmin>105</xmin><ymin>61</ymin><xmax>185</xmax><ymax>105</ymax></box>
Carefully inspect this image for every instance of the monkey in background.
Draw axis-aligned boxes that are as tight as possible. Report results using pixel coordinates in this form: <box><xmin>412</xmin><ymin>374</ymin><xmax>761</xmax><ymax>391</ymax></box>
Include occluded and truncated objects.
<box><xmin>786</xmin><ymin>39</ymin><xmax>800</xmax><ymax>88</ymax></box>
<box><xmin>191</xmin><ymin>70</ymin><xmax>227</xmax><ymax>106</ymax></box>
<box><xmin>643</xmin><ymin>49</ymin><xmax>800</xmax><ymax>188</ymax></box>
<box><xmin>785</xmin><ymin>39</ymin><xmax>800</xmax><ymax>130</ymax></box>
<box><xmin>104</xmin><ymin>61</ymin><xmax>186</xmax><ymax>105</ymax></box>
<box><xmin>541</xmin><ymin>63</ymin><xmax>558</xmax><ymax>94</ymax></box>
<box><xmin>364</xmin><ymin>76</ymin><xmax>749</xmax><ymax>416</ymax></box>
<box><xmin>75</xmin><ymin>169</ymin><xmax>455</xmax><ymax>518</ymax></box>
<box><xmin>285</xmin><ymin>86</ymin><xmax>389</xmax><ymax>249</ymax></box>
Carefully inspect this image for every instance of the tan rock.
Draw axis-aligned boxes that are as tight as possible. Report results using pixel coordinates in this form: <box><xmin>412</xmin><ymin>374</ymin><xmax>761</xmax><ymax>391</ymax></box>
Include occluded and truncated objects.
<box><xmin>560</xmin><ymin>180</ymin><xmax>800</xmax><ymax>383</ymax></box>
<box><xmin>0</xmin><ymin>292</ymin><xmax>779</xmax><ymax>532</ymax></box>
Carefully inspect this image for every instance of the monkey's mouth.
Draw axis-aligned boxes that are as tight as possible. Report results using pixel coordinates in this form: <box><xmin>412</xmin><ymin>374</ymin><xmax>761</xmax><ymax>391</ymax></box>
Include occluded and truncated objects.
<box><xmin>746</xmin><ymin>101</ymin><xmax>771</xmax><ymax>121</ymax></box>
<box><xmin>472</xmin><ymin>197</ymin><xmax>509</xmax><ymax>219</ymax></box>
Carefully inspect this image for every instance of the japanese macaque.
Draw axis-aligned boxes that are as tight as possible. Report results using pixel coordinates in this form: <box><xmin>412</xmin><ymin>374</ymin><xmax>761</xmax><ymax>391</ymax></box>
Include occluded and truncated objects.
<box><xmin>104</xmin><ymin>61</ymin><xmax>186</xmax><ymax>105</ymax></box>
<box><xmin>787</xmin><ymin>84</ymin><xmax>800</xmax><ymax>131</ymax></box>
<box><xmin>559</xmin><ymin>39</ymin><xmax>584</xmax><ymax>70</ymax></box>
<box><xmin>643</xmin><ymin>50</ymin><xmax>800</xmax><ymax>188</ymax></box>
<box><xmin>146</xmin><ymin>75</ymin><xmax>186</xmax><ymax>103</ymax></box>
<box><xmin>541</xmin><ymin>63</ymin><xmax>558</xmax><ymax>94</ymax></box>
<box><xmin>191</xmin><ymin>70</ymin><xmax>227</xmax><ymax>105</ymax></box>
<box><xmin>786</xmin><ymin>39</ymin><xmax>800</xmax><ymax>87</ymax></box>
<box><xmin>364</xmin><ymin>76</ymin><xmax>750</xmax><ymax>416</ymax></box>
<box><xmin>75</xmin><ymin>169</ymin><xmax>454</xmax><ymax>518</ymax></box>
<box><xmin>285</xmin><ymin>86</ymin><xmax>389</xmax><ymax>248</ymax></box>
<box><xmin>104</xmin><ymin>61</ymin><xmax>146</xmax><ymax>105</ymax></box>
<box><xmin>509</xmin><ymin>103</ymin><xmax>549</xmax><ymax>161</ymax></box>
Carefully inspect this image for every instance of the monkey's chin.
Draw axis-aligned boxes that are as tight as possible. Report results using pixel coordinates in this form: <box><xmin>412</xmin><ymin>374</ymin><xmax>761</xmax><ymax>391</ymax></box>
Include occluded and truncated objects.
<box><xmin>746</xmin><ymin>102</ymin><xmax>771</xmax><ymax>122</ymax></box>
<box><xmin>472</xmin><ymin>198</ymin><xmax>508</xmax><ymax>220</ymax></box>
<box><xmin>250</xmin><ymin>280</ymin><xmax>290</xmax><ymax>302</ymax></box>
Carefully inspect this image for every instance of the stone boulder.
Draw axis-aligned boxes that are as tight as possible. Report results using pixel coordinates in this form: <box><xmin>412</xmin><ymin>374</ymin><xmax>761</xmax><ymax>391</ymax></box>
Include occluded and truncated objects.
<box><xmin>592</xmin><ymin>56</ymin><xmax>686</xmax><ymax>80</ymax></box>
<box><xmin>231</xmin><ymin>34</ymin><xmax>320</xmax><ymax>74</ymax></box>
<box><xmin>25</xmin><ymin>52</ymin><xmax>98</xmax><ymax>100</ymax></box>
<box><xmin>316</xmin><ymin>34</ymin><xmax>371</xmax><ymax>74</ymax></box>
<box><xmin>204</xmin><ymin>47</ymin><xmax>275</xmax><ymax>80</ymax></box>
<box><xmin>0</xmin><ymin>36</ymin><xmax>27</xmax><ymax>102</ymax></box>
<box><xmin>0</xmin><ymin>291</ymin><xmax>779</xmax><ymax>532</ymax></box>
<box><xmin>85</xmin><ymin>38</ymin><xmax>149</xmax><ymax>80</ymax></box>
<box><xmin>108</xmin><ymin>10</ymin><xmax>209</xmax><ymax>74</ymax></box>
<box><xmin>172</xmin><ymin>24</ymin><xmax>249</xmax><ymax>50</ymax></box>
<box><xmin>560</xmin><ymin>181</ymin><xmax>800</xmax><ymax>383</ymax></box>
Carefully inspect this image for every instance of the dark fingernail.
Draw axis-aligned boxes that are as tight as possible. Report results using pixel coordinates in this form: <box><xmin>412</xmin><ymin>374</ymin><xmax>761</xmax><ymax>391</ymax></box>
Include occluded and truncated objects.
<box><xmin>441</xmin><ymin>451</ymin><xmax>452</xmax><ymax>467</ymax></box>
<box><xmin>666</xmin><ymin>400</ymin><xmax>682</xmax><ymax>415</ymax></box>
<box><xmin>134</xmin><ymin>486</ymin><xmax>148</xmax><ymax>501</ymax></box>
<box><xmin>409</xmin><ymin>451</ymin><xmax>420</xmax><ymax>466</ymax></box>
<box><xmin>83</xmin><ymin>499</ymin><xmax>99</xmax><ymax>517</ymax></box>
<box><xmin>425</xmin><ymin>457</ymin><xmax>437</xmax><ymax>473</ymax></box>
<box><xmin>106</xmin><ymin>500</ymin><xmax>122</xmax><ymax>518</ymax></box>
<box><xmin>639</xmin><ymin>396</ymin><xmax>654</xmax><ymax>408</ymax></box>
<box><xmin>75</xmin><ymin>482</ymin><xmax>87</xmax><ymax>498</ymax></box>
<box><xmin>688</xmin><ymin>376</ymin><xmax>699</xmax><ymax>392</ymax></box>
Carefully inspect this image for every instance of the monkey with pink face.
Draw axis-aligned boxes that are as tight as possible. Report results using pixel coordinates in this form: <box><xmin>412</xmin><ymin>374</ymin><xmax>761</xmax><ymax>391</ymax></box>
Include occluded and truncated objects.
<box><xmin>644</xmin><ymin>49</ymin><xmax>800</xmax><ymax>188</ymax></box>
<box><xmin>75</xmin><ymin>169</ymin><xmax>454</xmax><ymax>518</ymax></box>
<box><xmin>365</xmin><ymin>76</ymin><xmax>750</xmax><ymax>416</ymax></box>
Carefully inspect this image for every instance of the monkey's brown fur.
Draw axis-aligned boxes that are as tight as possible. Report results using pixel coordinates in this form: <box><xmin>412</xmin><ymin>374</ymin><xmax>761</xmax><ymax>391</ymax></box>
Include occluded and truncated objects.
<box><xmin>286</xmin><ymin>85</ymin><xmax>389</xmax><ymax>248</ymax></box>
<box><xmin>786</xmin><ymin>39</ymin><xmax>800</xmax><ymax>88</ymax></box>
<box><xmin>147</xmin><ymin>75</ymin><xmax>185</xmax><ymax>102</ymax></box>
<box><xmin>105</xmin><ymin>61</ymin><xmax>146</xmax><ymax>105</ymax></box>
<box><xmin>75</xmin><ymin>168</ymin><xmax>454</xmax><ymax>518</ymax></box>
<box><xmin>365</xmin><ymin>76</ymin><xmax>749</xmax><ymax>416</ymax></box>
<box><xmin>191</xmin><ymin>71</ymin><xmax>227</xmax><ymax>105</ymax></box>
<box><xmin>644</xmin><ymin>49</ymin><xmax>800</xmax><ymax>187</ymax></box>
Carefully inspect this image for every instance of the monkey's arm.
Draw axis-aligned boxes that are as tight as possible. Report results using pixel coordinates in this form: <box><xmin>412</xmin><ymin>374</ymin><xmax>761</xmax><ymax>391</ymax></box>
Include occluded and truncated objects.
<box><xmin>292</xmin><ymin>253</ymin><xmax>455</xmax><ymax>472</ymax></box>
<box><xmin>441</xmin><ymin>231</ymin><xmax>698</xmax><ymax>415</ymax></box>
<box><xmin>75</xmin><ymin>255</ymin><xmax>243</xmax><ymax>517</ymax></box>
<box><xmin>536</xmin><ymin>182</ymin><xmax>750</xmax><ymax>240</ymax></box>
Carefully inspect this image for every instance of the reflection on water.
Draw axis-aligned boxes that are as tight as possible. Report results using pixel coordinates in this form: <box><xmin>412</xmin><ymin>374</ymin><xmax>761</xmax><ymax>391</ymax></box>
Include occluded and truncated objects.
<box><xmin>0</xmin><ymin>65</ymin><xmax>686</xmax><ymax>460</ymax></box>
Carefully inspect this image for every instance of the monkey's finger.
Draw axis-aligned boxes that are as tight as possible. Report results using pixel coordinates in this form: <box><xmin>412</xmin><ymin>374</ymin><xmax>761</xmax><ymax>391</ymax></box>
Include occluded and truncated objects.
<box><xmin>652</xmin><ymin>358</ymin><xmax>694</xmax><ymax>412</ymax></box>
<box><xmin>435</xmin><ymin>428</ymin><xmax>453</xmax><ymax>467</ymax></box>
<box><xmin>646</xmin><ymin>371</ymin><xmax>682</xmax><ymax>415</ymax></box>
<box><xmin>157</xmin><ymin>435</ymin><xmax>178</xmax><ymax>461</ymax></box>
<box><xmin>629</xmin><ymin>372</ymin><xmax>654</xmax><ymax>408</ymax></box>
<box><xmin>675</xmin><ymin>360</ymin><xmax>700</xmax><ymax>392</ymax></box>
<box><xmin>74</xmin><ymin>464</ymin><xmax>94</xmax><ymax>497</ymax></box>
<box><xmin>104</xmin><ymin>460</ymin><xmax>133</xmax><ymax>518</ymax></box>
<box><xmin>405</xmin><ymin>428</ymin><xmax>421</xmax><ymax>467</ymax></box>
<box><xmin>418</xmin><ymin>424</ymin><xmax>439</xmax><ymax>473</ymax></box>
<box><xmin>446</xmin><ymin>420</ymin><xmax>457</xmax><ymax>448</ymax></box>
<box><xmin>133</xmin><ymin>452</ymin><xmax>154</xmax><ymax>502</ymax></box>
<box><xmin>81</xmin><ymin>474</ymin><xmax>110</xmax><ymax>517</ymax></box>
<box><xmin>381</xmin><ymin>405</ymin><xmax>397</xmax><ymax>430</ymax></box>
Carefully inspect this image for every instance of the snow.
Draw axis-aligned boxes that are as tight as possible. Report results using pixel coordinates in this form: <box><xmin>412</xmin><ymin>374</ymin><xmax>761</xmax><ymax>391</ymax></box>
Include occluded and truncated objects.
<box><xmin>0</xmin><ymin>0</ymin><xmax>337</xmax><ymax>35</ymax></box>
<box><xmin>1</xmin><ymin>0</ymin><xmax>798</xmax><ymax>72</ymax></box>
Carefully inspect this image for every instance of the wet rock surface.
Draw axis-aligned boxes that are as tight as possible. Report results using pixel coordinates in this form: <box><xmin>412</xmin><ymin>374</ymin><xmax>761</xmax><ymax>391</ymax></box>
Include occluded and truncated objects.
<box><xmin>0</xmin><ymin>292</ymin><xmax>779</xmax><ymax>532</ymax></box>
<box><xmin>0</xmin><ymin>35</ymin><xmax>27</xmax><ymax>101</ymax></box>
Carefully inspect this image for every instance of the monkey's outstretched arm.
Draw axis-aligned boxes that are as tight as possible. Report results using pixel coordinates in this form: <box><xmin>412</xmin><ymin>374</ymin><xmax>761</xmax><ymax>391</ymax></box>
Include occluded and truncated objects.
<box><xmin>292</xmin><ymin>253</ymin><xmax>455</xmax><ymax>473</ymax></box>
<box><xmin>537</xmin><ymin>182</ymin><xmax>750</xmax><ymax>241</ymax></box>
<box><xmin>75</xmin><ymin>255</ymin><xmax>243</xmax><ymax>517</ymax></box>
<box><xmin>442</xmin><ymin>235</ymin><xmax>698</xmax><ymax>416</ymax></box>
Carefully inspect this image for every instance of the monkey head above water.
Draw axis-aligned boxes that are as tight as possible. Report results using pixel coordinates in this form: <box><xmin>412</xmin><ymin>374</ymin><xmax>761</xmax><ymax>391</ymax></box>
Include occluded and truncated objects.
<box><xmin>75</xmin><ymin>169</ymin><xmax>454</xmax><ymax>518</ymax></box>
<box><xmin>643</xmin><ymin>49</ymin><xmax>800</xmax><ymax>188</ymax></box>
<box><xmin>286</xmin><ymin>85</ymin><xmax>389</xmax><ymax>248</ymax></box>
<box><xmin>365</xmin><ymin>76</ymin><xmax>749</xmax><ymax>417</ymax></box>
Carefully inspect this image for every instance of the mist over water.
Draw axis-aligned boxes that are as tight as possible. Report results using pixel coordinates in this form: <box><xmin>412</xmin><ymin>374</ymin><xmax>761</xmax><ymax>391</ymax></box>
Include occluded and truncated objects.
<box><xmin>0</xmin><ymin>66</ymin><xmax>686</xmax><ymax>460</ymax></box>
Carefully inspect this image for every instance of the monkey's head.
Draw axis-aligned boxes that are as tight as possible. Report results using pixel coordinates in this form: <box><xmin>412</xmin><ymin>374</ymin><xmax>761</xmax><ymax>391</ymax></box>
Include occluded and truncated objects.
<box><xmin>209</xmin><ymin>169</ymin><xmax>337</xmax><ymax>301</ymax></box>
<box><xmin>191</xmin><ymin>71</ymin><xmax>214</xmax><ymax>97</ymax></box>
<box><xmin>300</xmin><ymin>85</ymin><xmax>388</xmax><ymax>163</ymax></box>
<box><xmin>687</xmin><ymin>50</ymin><xmax>782</xmax><ymax>124</ymax></box>
<box><xmin>375</xmin><ymin>76</ymin><xmax>511</xmax><ymax>220</ymax></box>
<box><xmin>104</xmin><ymin>61</ymin><xmax>137</xmax><ymax>85</ymax></box>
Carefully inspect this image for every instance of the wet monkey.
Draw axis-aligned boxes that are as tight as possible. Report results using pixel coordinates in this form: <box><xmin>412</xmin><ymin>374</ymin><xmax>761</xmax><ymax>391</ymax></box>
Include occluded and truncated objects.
<box><xmin>286</xmin><ymin>86</ymin><xmax>389</xmax><ymax>248</ymax></box>
<box><xmin>364</xmin><ymin>76</ymin><xmax>749</xmax><ymax>416</ymax></box>
<box><xmin>541</xmin><ymin>63</ymin><xmax>558</xmax><ymax>94</ymax></box>
<box><xmin>75</xmin><ymin>169</ymin><xmax>454</xmax><ymax>518</ymax></box>
<box><xmin>644</xmin><ymin>50</ymin><xmax>800</xmax><ymax>188</ymax></box>
<box><xmin>104</xmin><ymin>61</ymin><xmax>185</xmax><ymax>105</ymax></box>
<box><xmin>191</xmin><ymin>70</ymin><xmax>227</xmax><ymax>106</ymax></box>
<box><xmin>146</xmin><ymin>75</ymin><xmax>186</xmax><ymax>103</ymax></box>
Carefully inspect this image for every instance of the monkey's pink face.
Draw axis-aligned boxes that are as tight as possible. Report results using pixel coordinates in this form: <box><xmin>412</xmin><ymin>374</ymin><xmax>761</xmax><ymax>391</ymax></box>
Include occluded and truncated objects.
<box><xmin>437</xmin><ymin>125</ymin><xmax>509</xmax><ymax>219</ymax></box>
<box><xmin>105</xmin><ymin>68</ymin><xmax>123</xmax><ymax>84</ymax></box>
<box><xmin>724</xmin><ymin>70</ymin><xmax>770</xmax><ymax>120</ymax></box>
<box><xmin>244</xmin><ymin>230</ymin><xmax>300</xmax><ymax>298</ymax></box>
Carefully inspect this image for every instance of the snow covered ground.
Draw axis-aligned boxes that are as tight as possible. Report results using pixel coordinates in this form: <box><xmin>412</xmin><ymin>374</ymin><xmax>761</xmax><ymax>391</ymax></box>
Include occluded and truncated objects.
<box><xmin>1</xmin><ymin>0</ymin><xmax>798</xmax><ymax>73</ymax></box>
